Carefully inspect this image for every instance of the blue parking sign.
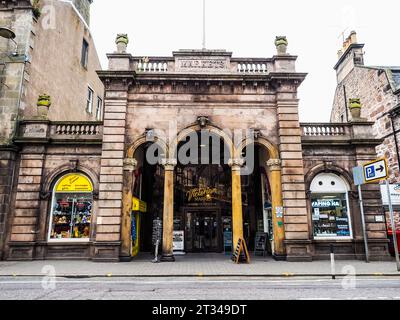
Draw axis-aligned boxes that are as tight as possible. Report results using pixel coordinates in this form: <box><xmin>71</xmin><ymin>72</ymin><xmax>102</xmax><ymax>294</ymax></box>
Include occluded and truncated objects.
<box><xmin>365</xmin><ymin>166</ymin><xmax>375</xmax><ymax>179</ymax></box>
<box><xmin>363</xmin><ymin>159</ymin><xmax>388</xmax><ymax>183</ymax></box>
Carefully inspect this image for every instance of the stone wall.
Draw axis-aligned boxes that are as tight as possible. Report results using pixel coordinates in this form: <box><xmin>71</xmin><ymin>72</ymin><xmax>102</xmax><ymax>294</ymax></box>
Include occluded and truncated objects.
<box><xmin>0</xmin><ymin>149</ymin><xmax>16</xmax><ymax>259</ymax></box>
<box><xmin>302</xmin><ymin>138</ymin><xmax>390</xmax><ymax>260</ymax></box>
<box><xmin>6</xmin><ymin>142</ymin><xmax>102</xmax><ymax>260</ymax></box>
<box><xmin>23</xmin><ymin>0</ymin><xmax>104</xmax><ymax>121</ymax></box>
<box><xmin>331</xmin><ymin>66</ymin><xmax>399</xmax><ymax>183</ymax></box>
<box><xmin>0</xmin><ymin>4</ymin><xmax>33</xmax><ymax>145</ymax></box>
<box><xmin>72</xmin><ymin>0</ymin><xmax>92</xmax><ymax>25</ymax></box>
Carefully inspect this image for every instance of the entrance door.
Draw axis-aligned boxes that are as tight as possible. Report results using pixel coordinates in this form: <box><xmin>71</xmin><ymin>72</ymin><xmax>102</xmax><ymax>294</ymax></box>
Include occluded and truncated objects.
<box><xmin>185</xmin><ymin>210</ymin><xmax>221</xmax><ymax>252</ymax></box>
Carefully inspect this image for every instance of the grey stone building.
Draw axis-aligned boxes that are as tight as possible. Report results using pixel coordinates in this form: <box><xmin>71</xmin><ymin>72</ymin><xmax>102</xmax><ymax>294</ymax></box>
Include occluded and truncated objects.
<box><xmin>331</xmin><ymin>31</ymin><xmax>400</xmax><ymax>231</ymax></box>
<box><xmin>0</xmin><ymin>0</ymin><xmax>103</xmax><ymax>260</ymax></box>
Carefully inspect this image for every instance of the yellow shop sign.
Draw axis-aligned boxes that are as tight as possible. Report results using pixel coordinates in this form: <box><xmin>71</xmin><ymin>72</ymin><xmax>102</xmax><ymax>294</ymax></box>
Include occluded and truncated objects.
<box><xmin>56</xmin><ymin>174</ymin><xmax>93</xmax><ymax>192</ymax></box>
<box><xmin>132</xmin><ymin>197</ymin><xmax>147</xmax><ymax>213</ymax></box>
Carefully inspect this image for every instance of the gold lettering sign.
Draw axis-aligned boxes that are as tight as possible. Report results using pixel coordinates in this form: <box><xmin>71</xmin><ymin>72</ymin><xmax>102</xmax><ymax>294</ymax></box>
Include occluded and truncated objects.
<box><xmin>186</xmin><ymin>187</ymin><xmax>218</xmax><ymax>202</ymax></box>
<box><xmin>55</xmin><ymin>174</ymin><xmax>93</xmax><ymax>192</ymax></box>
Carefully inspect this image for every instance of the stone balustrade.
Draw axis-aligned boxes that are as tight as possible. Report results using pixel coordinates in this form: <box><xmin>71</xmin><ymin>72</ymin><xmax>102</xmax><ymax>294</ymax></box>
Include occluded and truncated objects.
<box><xmin>15</xmin><ymin>120</ymin><xmax>103</xmax><ymax>143</ymax></box>
<box><xmin>133</xmin><ymin>57</ymin><xmax>172</xmax><ymax>73</ymax></box>
<box><xmin>301</xmin><ymin>123</ymin><xmax>348</xmax><ymax>137</ymax></box>
<box><xmin>130</xmin><ymin>56</ymin><xmax>271</xmax><ymax>74</ymax></box>
<box><xmin>53</xmin><ymin>122</ymin><xmax>102</xmax><ymax>136</ymax></box>
<box><xmin>50</xmin><ymin>122</ymin><xmax>103</xmax><ymax>142</ymax></box>
<box><xmin>234</xmin><ymin>61</ymin><xmax>269</xmax><ymax>73</ymax></box>
<box><xmin>301</xmin><ymin>122</ymin><xmax>379</xmax><ymax>144</ymax></box>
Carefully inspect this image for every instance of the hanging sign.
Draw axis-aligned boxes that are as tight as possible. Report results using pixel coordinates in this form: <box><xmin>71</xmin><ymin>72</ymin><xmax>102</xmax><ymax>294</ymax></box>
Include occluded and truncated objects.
<box><xmin>132</xmin><ymin>197</ymin><xmax>147</xmax><ymax>212</ymax></box>
<box><xmin>55</xmin><ymin>174</ymin><xmax>93</xmax><ymax>192</ymax></box>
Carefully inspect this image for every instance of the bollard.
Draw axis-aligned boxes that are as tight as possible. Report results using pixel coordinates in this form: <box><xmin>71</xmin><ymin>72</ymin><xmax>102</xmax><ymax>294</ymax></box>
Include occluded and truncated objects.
<box><xmin>152</xmin><ymin>239</ymin><xmax>160</xmax><ymax>263</ymax></box>
<box><xmin>330</xmin><ymin>244</ymin><xmax>336</xmax><ymax>280</ymax></box>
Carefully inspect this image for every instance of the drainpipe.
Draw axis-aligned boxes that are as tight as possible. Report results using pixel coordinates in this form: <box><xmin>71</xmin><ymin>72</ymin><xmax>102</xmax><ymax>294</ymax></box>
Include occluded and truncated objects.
<box><xmin>343</xmin><ymin>85</ymin><xmax>349</xmax><ymax>122</ymax></box>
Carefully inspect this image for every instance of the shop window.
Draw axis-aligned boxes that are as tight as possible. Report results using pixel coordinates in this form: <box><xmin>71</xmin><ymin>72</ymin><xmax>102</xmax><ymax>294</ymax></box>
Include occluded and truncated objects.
<box><xmin>310</xmin><ymin>173</ymin><xmax>353</xmax><ymax>239</ymax></box>
<box><xmin>48</xmin><ymin>173</ymin><xmax>94</xmax><ymax>241</ymax></box>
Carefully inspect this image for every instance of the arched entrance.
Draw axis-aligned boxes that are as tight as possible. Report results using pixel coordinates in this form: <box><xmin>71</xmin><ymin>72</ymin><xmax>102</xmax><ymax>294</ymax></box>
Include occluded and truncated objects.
<box><xmin>173</xmin><ymin>129</ymin><xmax>232</xmax><ymax>253</ymax></box>
<box><xmin>237</xmin><ymin>138</ymin><xmax>285</xmax><ymax>258</ymax></box>
<box><xmin>122</xmin><ymin>124</ymin><xmax>285</xmax><ymax>261</ymax></box>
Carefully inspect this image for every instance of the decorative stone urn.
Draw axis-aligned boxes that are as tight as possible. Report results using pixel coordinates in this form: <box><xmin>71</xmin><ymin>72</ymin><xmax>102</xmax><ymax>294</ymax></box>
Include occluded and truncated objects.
<box><xmin>115</xmin><ymin>34</ymin><xmax>129</xmax><ymax>53</ymax></box>
<box><xmin>32</xmin><ymin>0</ymin><xmax>41</xmax><ymax>19</ymax></box>
<box><xmin>349</xmin><ymin>98</ymin><xmax>361</xmax><ymax>119</ymax></box>
<box><xmin>275</xmin><ymin>36</ymin><xmax>288</xmax><ymax>55</ymax></box>
<box><xmin>37</xmin><ymin>94</ymin><xmax>51</xmax><ymax>118</ymax></box>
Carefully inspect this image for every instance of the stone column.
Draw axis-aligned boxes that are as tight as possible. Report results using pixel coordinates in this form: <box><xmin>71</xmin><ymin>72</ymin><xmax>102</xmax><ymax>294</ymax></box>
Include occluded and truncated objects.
<box><xmin>120</xmin><ymin>158</ymin><xmax>138</xmax><ymax>262</ymax></box>
<box><xmin>276</xmin><ymin>89</ymin><xmax>311</xmax><ymax>262</ymax></box>
<box><xmin>229</xmin><ymin>158</ymin><xmax>244</xmax><ymax>248</ymax></box>
<box><xmin>95</xmin><ymin>92</ymin><xmax>129</xmax><ymax>262</ymax></box>
<box><xmin>267</xmin><ymin>159</ymin><xmax>286</xmax><ymax>259</ymax></box>
<box><xmin>161</xmin><ymin>159</ymin><xmax>177</xmax><ymax>262</ymax></box>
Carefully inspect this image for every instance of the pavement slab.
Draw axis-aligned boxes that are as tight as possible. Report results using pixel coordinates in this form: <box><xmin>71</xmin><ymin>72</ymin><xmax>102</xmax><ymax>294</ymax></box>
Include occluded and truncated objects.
<box><xmin>0</xmin><ymin>254</ymin><xmax>399</xmax><ymax>277</ymax></box>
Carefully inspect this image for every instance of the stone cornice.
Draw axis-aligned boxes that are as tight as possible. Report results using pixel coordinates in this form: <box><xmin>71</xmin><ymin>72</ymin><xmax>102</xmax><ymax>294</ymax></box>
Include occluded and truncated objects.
<box><xmin>0</xmin><ymin>0</ymin><xmax>32</xmax><ymax>10</ymax></box>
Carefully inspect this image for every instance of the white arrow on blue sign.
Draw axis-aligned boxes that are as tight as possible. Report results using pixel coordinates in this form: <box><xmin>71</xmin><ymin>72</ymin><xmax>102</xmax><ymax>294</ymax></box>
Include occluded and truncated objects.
<box><xmin>363</xmin><ymin>159</ymin><xmax>388</xmax><ymax>183</ymax></box>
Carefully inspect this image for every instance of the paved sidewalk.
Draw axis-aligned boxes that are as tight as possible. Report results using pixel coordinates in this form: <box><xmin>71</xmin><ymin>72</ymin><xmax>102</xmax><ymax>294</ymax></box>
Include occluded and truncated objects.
<box><xmin>0</xmin><ymin>254</ymin><xmax>399</xmax><ymax>277</ymax></box>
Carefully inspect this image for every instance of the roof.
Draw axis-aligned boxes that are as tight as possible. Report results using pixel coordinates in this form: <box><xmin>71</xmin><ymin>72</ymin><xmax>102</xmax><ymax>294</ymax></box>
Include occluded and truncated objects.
<box><xmin>360</xmin><ymin>66</ymin><xmax>400</xmax><ymax>94</ymax></box>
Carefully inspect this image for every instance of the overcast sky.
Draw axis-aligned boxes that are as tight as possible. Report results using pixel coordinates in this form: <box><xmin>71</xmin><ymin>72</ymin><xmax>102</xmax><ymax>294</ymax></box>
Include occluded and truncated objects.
<box><xmin>90</xmin><ymin>0</ymin><xmax>399</xmax><ymax>122</ymax></box>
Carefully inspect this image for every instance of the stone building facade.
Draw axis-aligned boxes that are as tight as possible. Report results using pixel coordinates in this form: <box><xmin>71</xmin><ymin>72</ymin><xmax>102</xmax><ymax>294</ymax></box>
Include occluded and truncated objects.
<box><xmin>1</xmin><ymin>33</ymin><xmax>390</xmax><ymax>262</ymax></box>
<box><xmin>331</xmin><ymin>31</ymin><xmax>400</xmax><ymax>231</ymax></box>
<box><xmin>0</xmin><ymin>0</ymin><xmax>103</xmax><ymax>260</ymax></box>
<box><xmin>331</xmin><ymin>32</ymin><xmax>400</xmax><ymax>183</ymax></box>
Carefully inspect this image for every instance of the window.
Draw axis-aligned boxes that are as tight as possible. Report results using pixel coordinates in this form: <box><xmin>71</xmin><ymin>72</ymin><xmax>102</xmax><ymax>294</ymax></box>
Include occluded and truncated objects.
<box><xmin>48</xmin><ymin>173</ymin><xmax>93</xmax><ymax>241</ymax></box>
<box><xmin>96</xmin><ymin>96</ymin><xmax>103</xmax><ymax>120</ymax></box>
<box><xmin>86</xmin><ymin>87</ymin><xmax>94</xmax><ymax>114</ymax></box>
<box><xmin>81</xmin><ymin>39</ymin><xmax>89</xmax><ymax>68</ymax></box>
<box><xmin>310</xmin><ymin>173</ymin><xmax>353</xmax><ymax>239</ymax></box>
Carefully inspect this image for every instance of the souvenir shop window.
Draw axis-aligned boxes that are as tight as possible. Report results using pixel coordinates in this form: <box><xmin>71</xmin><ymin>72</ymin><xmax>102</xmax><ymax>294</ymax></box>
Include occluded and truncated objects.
<box><xmin>48</xmin><ymin>173</ymin><xmax>94</xmax><ymax>241</ymax></box>
<box><xmin>310</xmin><ymin>173</ymin><xmax>353</xmax><ymax>239</ymax></box>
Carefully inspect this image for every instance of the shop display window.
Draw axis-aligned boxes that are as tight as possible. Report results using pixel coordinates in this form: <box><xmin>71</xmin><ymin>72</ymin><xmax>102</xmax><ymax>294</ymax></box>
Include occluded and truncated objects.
<box><xmin>310</xmin><ymin>173</ymin><xmax>353</xmax><ymax>240</ymax></box>
<box><xmin>49</xmin><ymin>174</ymin><xmax>93</xmax><ymax>241</ymax></box>
<box><xmin>311</xmin><ymin>194</ymin><xmax>351</xmax><ymax>238</ymax></box>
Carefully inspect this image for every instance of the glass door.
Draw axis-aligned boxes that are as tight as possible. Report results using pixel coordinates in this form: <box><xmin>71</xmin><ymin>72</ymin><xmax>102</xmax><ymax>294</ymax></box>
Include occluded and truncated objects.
<box><xmin>188</xmin><ymin>211</ymin><xmax>220</xmax><ymax>252</ymax></box>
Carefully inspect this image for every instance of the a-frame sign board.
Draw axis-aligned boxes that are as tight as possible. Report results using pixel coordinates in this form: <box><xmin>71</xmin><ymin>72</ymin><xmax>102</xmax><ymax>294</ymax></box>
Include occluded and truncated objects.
<box><xmin>231</xmin><ymin>238</ymin><xmax>250</xmax><ymax>264</ymax></box>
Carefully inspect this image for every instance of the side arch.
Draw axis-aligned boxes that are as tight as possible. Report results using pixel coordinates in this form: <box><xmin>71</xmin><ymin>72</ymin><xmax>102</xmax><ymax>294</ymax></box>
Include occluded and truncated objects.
<box><xmin>126</xmin><ymin>133</ymin><xmax>169</xmax><ymax>159</ymax></box>
<box><xmin>236</xmin><ymin>136</ymin><xmax>280</xmax><ymax>159</ymax></box>
<box><xmin>42</xmin><ymin>163</ymin><xmax>100</xmax><ymax>196</ymax></box>
<box><xmin>304</xmin><ymin>163</ymin><xmax>354</xmax><ymax>192</ymax></box>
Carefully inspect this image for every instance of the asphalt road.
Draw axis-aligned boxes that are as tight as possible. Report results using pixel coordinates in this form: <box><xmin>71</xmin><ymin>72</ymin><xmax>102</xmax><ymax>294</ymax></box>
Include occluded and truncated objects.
<box><xmin>0</xmin><ymin>276</ymin><xmax>400</xmax><ymax>300</ymax></box>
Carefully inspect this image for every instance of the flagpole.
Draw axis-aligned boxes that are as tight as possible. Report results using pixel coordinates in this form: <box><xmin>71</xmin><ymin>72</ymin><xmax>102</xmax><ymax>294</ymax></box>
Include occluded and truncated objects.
<box><xmin>202</xmin><ymin>0</ymin><xmax>206</xmax><ymax>50</ymax></box>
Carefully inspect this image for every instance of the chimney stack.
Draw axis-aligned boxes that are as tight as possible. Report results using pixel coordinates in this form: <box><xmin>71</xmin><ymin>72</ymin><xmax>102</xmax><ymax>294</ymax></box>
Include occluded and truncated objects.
<box><xmin>334</xmin><ymin>31</ymin><xmax>365</xmax><ymax>83</ymax></box>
